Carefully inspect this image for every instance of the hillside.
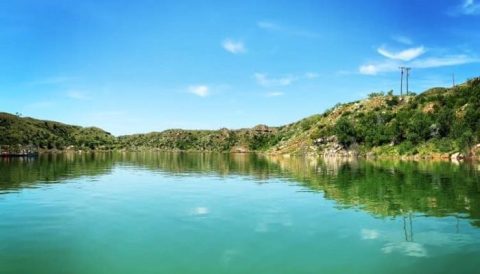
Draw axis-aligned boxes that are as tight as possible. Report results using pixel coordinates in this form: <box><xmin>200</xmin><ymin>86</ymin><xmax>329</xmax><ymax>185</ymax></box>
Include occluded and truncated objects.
<box><xmin>117</xmin><ymin>125</ymin><xmax>281</xmax><ymax>152</ymax></box>
<box><xmin>0</xmin><ymin>112</ymin><xmax>116</xmax><ymax>152</ymax></box>
<box><xmin>1</xmin><ymin>77</ymin><xmax>480</xmax><ymax>158</ymax></box>
<box><xmin>270</xmin><ymin>77</ymin><xmax>480</xmax><ymax>158</ymax></box>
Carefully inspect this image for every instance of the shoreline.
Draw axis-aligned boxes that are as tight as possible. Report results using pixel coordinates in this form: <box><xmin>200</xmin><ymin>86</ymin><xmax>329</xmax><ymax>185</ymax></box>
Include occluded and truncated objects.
<box><xmin>1</xmin><ymin>148</ymin><xmax>478</xmax><ymax>163</ymax></box>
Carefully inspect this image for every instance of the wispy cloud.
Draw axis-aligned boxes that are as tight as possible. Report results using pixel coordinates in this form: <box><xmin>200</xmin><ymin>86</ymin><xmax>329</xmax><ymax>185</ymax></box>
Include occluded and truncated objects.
<box><xmin>188</xmin><ymin>85</ymin><xmax>209</xmax><ymax>97</ymax></box>
<box><xmin>257</xmin><ymin>20</ymin><xmax>319</xmax><ymax>38</ymax></box>
<box><xmin>67</xmin><ymin>90</ymin><xmax>90</xmax><ymax>100</ymax></box>
<box><xmin>257</xmin><ymin>21</ymin><xmax>280</xmax><ymax>31</ymax></box>
<box><xmin>359</xmin><ymin>54</ymin><xmax>479</xmax><ymax>75</ymax></box>
<box><xmin>463</xmin><ymin>0</ymin><xmax>480</xmax><ymax>14</ymax></box>
<box><xmin>265</xmin><ymin>91</ymin><xmax>284</xmax><ymax>97</ymax></box>
<box><xmin>28</xmin><ymin>76</ymin><xmax>76</xmax><ymax>86</ymax></box>
<box><xmin>254</xmin><ymin>73</ymin><xmax>296</xmax><ymax>87</ymax></box>
<box><xmin>411</xmin><ymin>54</ymin><xmax>480</xmax><ymax>68</ymax></box>
<box><xmin>448</xmin><ymin>0</ymin><xmax>480</xmax><ymax>15</ymax></box>
<box><xmin>377</xmin><ymin>46</ymin><xmax>426</xmax><ymax>61</ymax></box>
<box><xmin>392</xmin><ymin>35</ymin><xmax>413</xmax><ymax>45</ymax></box>
<box><xmin>359</xmin><ymin>61</ymin><xmax>397</xmax><ymax>75</ymax></box>
<box><xmin>222</xmin><ymin>39</ymin><xmax>246</xmax><ymax>54</ymax></box>
<box><xmin>254</xmin><ymin>72</ymin><xmax>319</xmax><ymax>87</ymax></box>
<box><xmin>304</xmin><ymin>72</ymin><xmax>319</xmax><ymax>79</ymax></box>
<box><xmin>359</xmin><ymin>39</ymin><xmax>479</xmax><ymax>75</ymax></box>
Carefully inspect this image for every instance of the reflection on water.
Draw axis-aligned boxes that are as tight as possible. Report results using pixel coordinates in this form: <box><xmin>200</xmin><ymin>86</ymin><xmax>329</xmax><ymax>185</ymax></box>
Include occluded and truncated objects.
<box><xmin>2</xmin><ymin>152</ymin><xmax>479</xmax><ymax>225</ymax></box>
<box><xmin>1</xmin><ymin>152</ymin><xmax>480</xmax><ymax>273</ymax></box>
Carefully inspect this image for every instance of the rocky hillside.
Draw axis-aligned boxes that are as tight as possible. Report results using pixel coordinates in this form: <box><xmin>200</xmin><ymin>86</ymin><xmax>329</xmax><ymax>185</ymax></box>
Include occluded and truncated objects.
<box><xmin>270</xmin><ymin>77</ymin><xmax>480</xmax><ymax>159</ymax></box>
<box><xmin>1</xmin><ymin>77</ymin><xmax>480</xmax><ymax>158</ymax></box>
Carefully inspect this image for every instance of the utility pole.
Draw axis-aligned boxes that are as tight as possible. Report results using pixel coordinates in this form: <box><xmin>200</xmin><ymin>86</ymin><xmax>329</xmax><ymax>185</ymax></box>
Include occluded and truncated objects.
<box><xmin>399</xmin><ymin>67</ymin><xmax>405</xmax><ymax>96</ymax></box>
<box><xmin>405</xmin><ymin>67</ymin><xmax>411</xmax><ymax>95</ymax></box>
<box><xmin>452</xmin><ymin>73</ymin><xmax>456</xmax><ymax>88</ymax></box>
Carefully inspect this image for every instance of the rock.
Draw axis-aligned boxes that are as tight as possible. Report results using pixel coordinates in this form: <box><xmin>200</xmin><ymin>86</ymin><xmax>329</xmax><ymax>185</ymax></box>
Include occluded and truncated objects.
<box><xmin>313</xmin><ymin>138</ymin><xmax>325</xmax><ymax>145</ymax></box>
<box><xmin>231</xmin><ymin>146</ymin><xmax>248</xmax><ymax>153</ymax></box>
<box><xmin>326</xmin><ymin>135</ymin><xmax>337</xmax><ymax>142</ymax></box>
<box><xmin>450</xmin><ymin>152</ymin><xmax>464</xmax><ymax>161</ymax></box>
<box><xmin>470</xmin><ymin>144</ymin><xmax>480</xmax><ymax>158</ymax></box>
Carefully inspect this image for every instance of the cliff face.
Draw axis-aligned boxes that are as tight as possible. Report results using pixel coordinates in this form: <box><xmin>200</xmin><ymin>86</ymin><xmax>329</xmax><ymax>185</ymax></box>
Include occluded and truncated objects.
<box><xmin>1</xmin><ymin>77</ymin><xmax>480</xmax><ymax>158</ymax></box>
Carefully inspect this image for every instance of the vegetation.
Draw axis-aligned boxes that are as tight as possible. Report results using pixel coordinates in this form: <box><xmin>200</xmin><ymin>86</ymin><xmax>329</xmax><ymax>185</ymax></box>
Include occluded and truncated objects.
<box><xmin>272</xmin><ymin>77</ymin><xmax>480</xmax><ymax>157</ymax></box>
<box><xmin>0</xmin><ymin>112</ymin><xmax>115</xmax><ymax>151</ymax></box>
<box><xmin>1</xmin><ymin>77</ymin><xmax>480</xmax><ymax>157</ymax></box>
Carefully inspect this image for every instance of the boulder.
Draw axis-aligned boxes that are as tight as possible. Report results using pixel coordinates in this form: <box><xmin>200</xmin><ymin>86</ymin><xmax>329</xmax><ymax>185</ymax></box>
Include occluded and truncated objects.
<box><xmin>231</xmin><ymin>146</ymin><xmax>248</xmax><ymax>153</ymax></box>
<box><xmin>450</xmin><ymin>152</ymin><xmax>464</xmax><ymax>161</ymax></box>
<box><xmin>471</xmin><ymin>144</ymin><xmax>480</xmax><ymax>157</ymax></box>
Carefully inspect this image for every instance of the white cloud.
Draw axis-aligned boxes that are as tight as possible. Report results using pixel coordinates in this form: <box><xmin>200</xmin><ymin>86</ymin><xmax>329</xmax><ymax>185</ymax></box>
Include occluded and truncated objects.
<box><xmin>266</xmin><ymin>91</ymin><xmax>284</xmax><ymax>97</ymax></box>
<box><xmin>359</xmin><ymin>48</ymin><xmax>479</xmax><ymax>75</ymax></box>
<box><xmin>28</xmin><ymin>76</ymin><xmax>75</xmax><ymax>86</ymax></box>
<box><xmin>377</xmin><ymin>46</ymin><xmax>426</xmax><ymax>61</ymax></box>
<box><xmin>359</xmin><ymin>65</ymin><xmax>378</xmax><ymax>75</ymax></box>
<box><xmin>461</xmin><ymin>0</ymin><xmax>480</xmax><ymax>14</ymax></box>
<box><xmin>257</xmin><ymin>21</ymin><xmax>280</xmax><ymax>31</ymax></box>
<box><xmin>257</xmin><ymin>20</ymin><xmax>319</xmax><ymax>38</ymax></box>
<box><xmin>359</xmin><ymin>61</ymin><xmax>397</xmax><ymax>75</ymax></box>
<box><xmin>411</xmin><ymin>54</ymin><xmax>479</xmax><ymax>68</ymax></box>
<box><xmin>254</xmin><ymin>72</ymin><xmax>318</xmax><ymax>87</ymax></box>
<box><xmin>305</xmin><ymin>72</ymin><xmax>319</xmax><ymax>79</ymax></box>
<box><xmin>448</xmin><ymin>0</ymin><xmax>480</xmax><ymax>16</ymax></box>
<box><xmin>392</xmin><ymin>35</ymin><xmax>413</xmax><ymax>45</ymax></box>
<box><xmin>188</xmin><ymin>85</ymin><xmax>209</xmax><ymax>97</ymax></box>
<box><xmin>222</xmin><ymin>39</ymin><xmax>246</xmax><ymax>54</ymax></box>
<box><xmin>361</xmin><ymin>229</ymin><xmax>380</xmax><ymax>240</ymax></box>
<box><xmin>254</xmin><ymin>73</ymin><xmax>296</xmax><ymax>87</ymax></box>
<box><xmin>67</xmin><ymin>90</ymin><xmax>90</xmax><ymax>100</ymax></box>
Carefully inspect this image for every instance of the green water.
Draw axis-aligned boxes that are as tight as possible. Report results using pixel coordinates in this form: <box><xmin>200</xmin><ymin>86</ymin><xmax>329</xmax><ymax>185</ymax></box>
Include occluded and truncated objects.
<box><xmin>1</xmin><ymin>152</ymin><xmax>480</xmax><ymax>273</ymax></box>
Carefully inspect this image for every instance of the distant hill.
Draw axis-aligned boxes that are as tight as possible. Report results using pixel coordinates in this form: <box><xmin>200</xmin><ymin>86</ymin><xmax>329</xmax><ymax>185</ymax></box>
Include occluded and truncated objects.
<box><xmin>0</xmin><ymin>112</ymin><xmax>116</xmax><ymax>151</ymax></box>
<box><xmin>1</xmin><ymin>77</ymin><xmax>480</xmax><ymax>158</ymax></box>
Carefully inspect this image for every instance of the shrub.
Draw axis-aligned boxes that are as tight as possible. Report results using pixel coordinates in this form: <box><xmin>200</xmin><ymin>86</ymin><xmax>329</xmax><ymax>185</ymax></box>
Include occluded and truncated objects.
<box><xmin>368</xmin><ymin>91</ymin><xmax>384</xmax><ymax>98</ymax></box>
<box><xmin>334</xmin><ymin>117</ymin><xmax>357</xmax><ymax>147</ymax></box>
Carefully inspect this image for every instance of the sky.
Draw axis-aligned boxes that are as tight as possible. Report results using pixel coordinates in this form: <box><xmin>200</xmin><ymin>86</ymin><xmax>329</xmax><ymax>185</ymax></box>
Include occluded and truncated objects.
<box><xmin>1</xmin><ymin>0</ymin><xmax>480</xmax><ymax>135</ymax></box>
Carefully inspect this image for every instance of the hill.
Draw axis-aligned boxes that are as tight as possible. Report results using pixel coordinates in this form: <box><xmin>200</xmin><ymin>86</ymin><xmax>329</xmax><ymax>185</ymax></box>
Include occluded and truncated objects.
<box><xmin>0</xmin><ymin>112</ymin><xmax>116</xmax><ymax>152</ymax></box>
<box><xmin>270</xmin><ymin>77</ymin><xmax>480</xmax><ymax>158</ymax></box>
<box><xmin>1</xmin><ymin>77</ymin><xmax>480</xmax><ymax>158</ymax></box>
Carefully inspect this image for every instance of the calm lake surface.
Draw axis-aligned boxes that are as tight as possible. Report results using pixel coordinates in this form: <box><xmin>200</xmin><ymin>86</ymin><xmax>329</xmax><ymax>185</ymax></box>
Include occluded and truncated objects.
<box><xmin>1</xmin><ymin>152</ymin><xmax>480</xmax><ymax>274</ymax></box>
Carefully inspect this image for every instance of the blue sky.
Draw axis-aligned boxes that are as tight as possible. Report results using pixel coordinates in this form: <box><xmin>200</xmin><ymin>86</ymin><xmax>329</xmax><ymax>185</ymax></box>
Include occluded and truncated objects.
<box><xmin>1</xmin><ymin>0</ymin><xmax>480</xmax><ymax>135</ymax></box>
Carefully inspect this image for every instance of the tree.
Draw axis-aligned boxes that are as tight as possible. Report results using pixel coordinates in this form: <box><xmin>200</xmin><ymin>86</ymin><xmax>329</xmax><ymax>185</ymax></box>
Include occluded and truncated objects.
<box><xmin>334</xmin><ymin>117</ymin><xmax>356</xmax><ymax>147</ymax></box>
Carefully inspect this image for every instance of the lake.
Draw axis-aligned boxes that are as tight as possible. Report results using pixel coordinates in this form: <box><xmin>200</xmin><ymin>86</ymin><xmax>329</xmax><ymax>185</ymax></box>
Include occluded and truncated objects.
<box><xmin>1</xmin><ymin>152</ymin><xmax>480</xmax><ymax>273</ymax></box>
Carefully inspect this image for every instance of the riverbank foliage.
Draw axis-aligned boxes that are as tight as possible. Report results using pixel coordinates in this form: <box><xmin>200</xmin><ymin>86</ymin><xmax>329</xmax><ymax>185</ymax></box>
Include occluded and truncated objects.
<box><xmin>1</xmin><ymin>77</ymin><xmax>480</xmax><ymax>156</ymax></box>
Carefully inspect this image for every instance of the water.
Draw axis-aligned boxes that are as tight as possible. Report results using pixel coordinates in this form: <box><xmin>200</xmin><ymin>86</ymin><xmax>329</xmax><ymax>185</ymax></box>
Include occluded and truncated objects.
<box><xmin>1</xmin><ymin>152</ymin><xmax>480</xmax><ymax>273</ymax></box>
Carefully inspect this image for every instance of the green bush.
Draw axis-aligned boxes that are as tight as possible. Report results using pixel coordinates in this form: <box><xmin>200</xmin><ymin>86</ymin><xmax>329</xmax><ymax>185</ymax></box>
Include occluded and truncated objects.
<box><xmin>334</xmin><ymin>117</ymin><xmax>357</xmax><ymax>147</ymax></box>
